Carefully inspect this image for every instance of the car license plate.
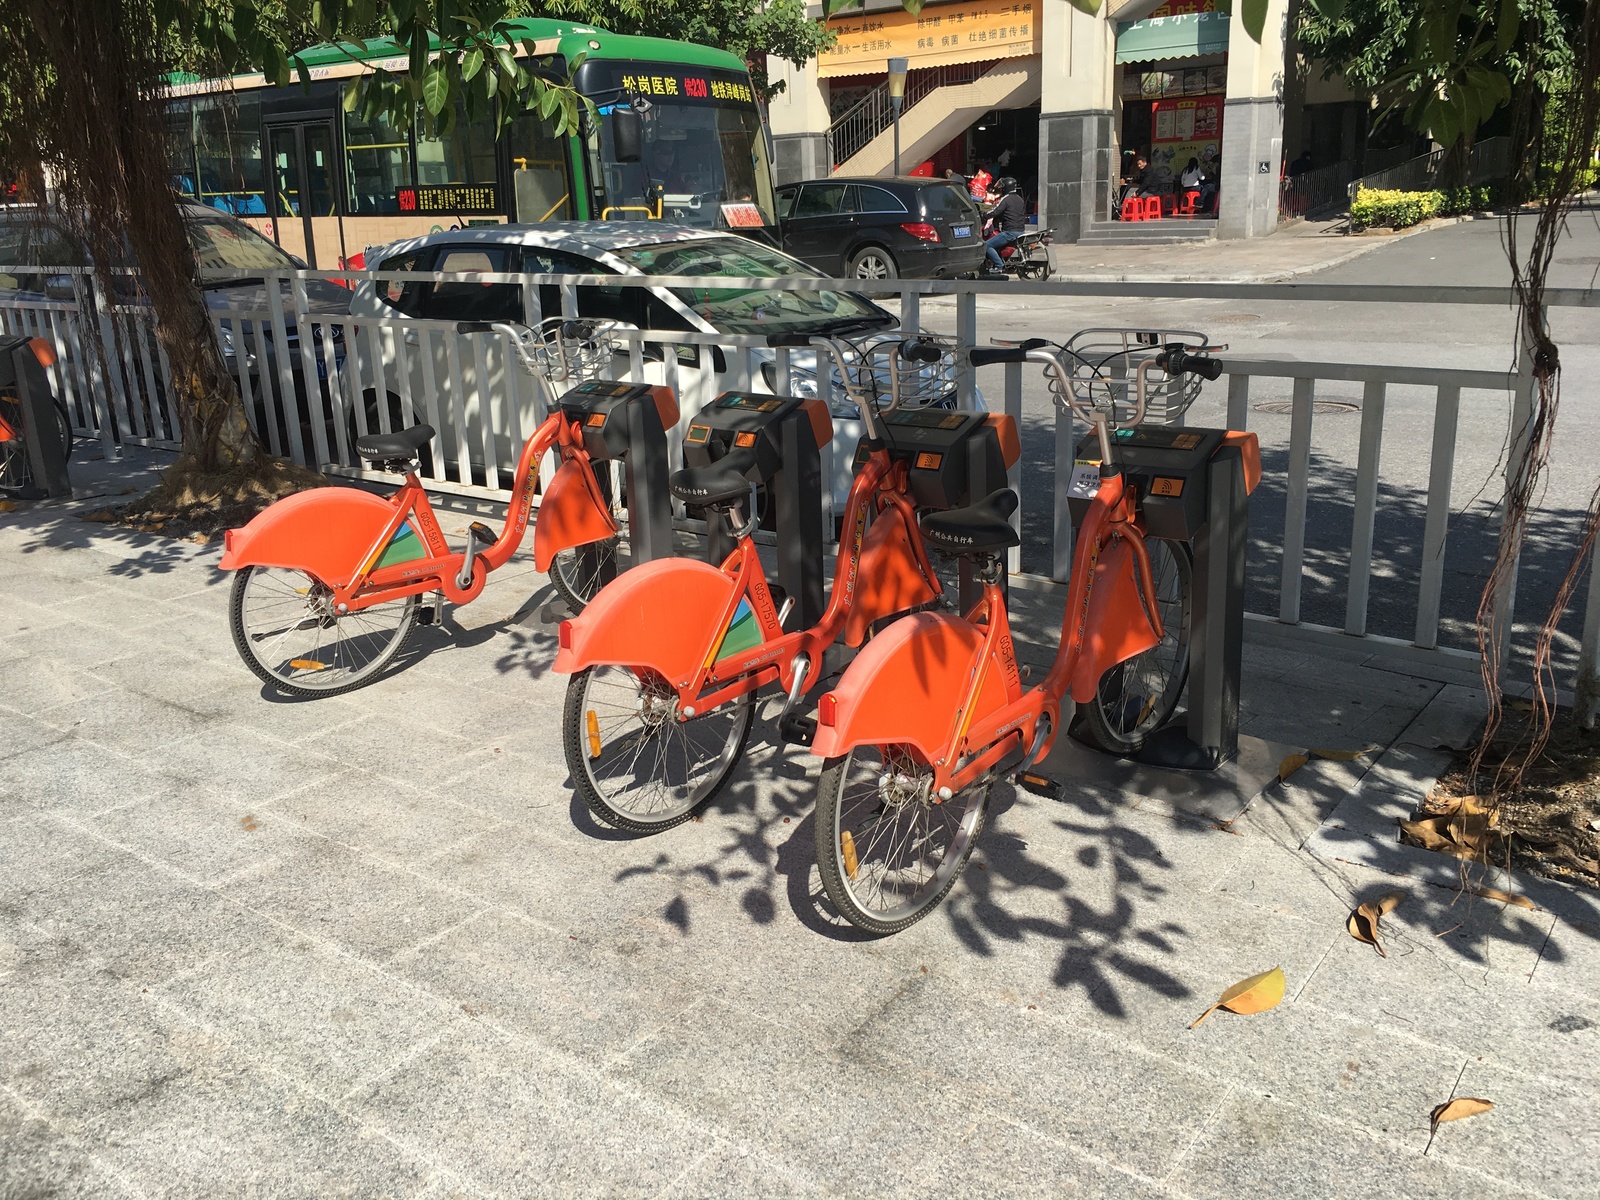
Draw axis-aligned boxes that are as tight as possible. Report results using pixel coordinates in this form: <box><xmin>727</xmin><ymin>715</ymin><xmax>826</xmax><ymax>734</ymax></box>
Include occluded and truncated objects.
<box><xmin>953</xmin><ymin>225</ymin><xmax>972</xmax><ymax>239</ymax></box>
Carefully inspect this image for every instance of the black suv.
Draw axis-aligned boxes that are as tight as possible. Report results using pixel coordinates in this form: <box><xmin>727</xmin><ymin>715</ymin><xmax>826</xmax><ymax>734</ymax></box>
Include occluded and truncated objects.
<box><xmin>775</xmin><ymin>177</ymin><xmax>984</xmax><ymax>280</ymax></box>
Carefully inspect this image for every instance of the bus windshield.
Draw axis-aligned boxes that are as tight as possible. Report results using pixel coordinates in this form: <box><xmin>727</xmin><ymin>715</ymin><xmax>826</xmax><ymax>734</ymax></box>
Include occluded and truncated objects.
<box><xmin>586</xmin><ymin>66</ymin><xmax>777</xmax><ymax>230</ymax></box>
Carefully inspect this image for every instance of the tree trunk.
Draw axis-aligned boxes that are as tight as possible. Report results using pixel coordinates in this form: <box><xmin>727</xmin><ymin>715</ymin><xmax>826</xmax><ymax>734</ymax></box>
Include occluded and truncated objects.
<box><xmin>22</xmin><ymin>0</ymin><xmax>265</xmax><ymax>479</ymax></box>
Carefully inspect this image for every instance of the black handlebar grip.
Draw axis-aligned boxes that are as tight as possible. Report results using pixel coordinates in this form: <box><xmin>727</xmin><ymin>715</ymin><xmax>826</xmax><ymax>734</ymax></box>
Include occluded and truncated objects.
<box><xmin>968</xmin><ymin>346</ymin><xmax>1028</xmax><ymax>367</ymax></box>
<box><xmin>1191</xmin><ymin>356</ymin><xmax>1224</xmax><ymax>381</ymax></box>
<box><xmin>766</xmin><ymin>333</ymin><xmax>813</xmax><ymax>349</ymax></box>
<box><xmin>902</xmin><ymin>340</ymin><xmax>943</xmax><ymax>363</ymax></box>
<box><xmin>456</xmin><ymin>321</ymin><xmax>496</xmax><ymax>335</ymax></box>
<box><xmin>560</xmin><ymin>319</ymin><xmax>587</xmax><ymax>340</ymax></box>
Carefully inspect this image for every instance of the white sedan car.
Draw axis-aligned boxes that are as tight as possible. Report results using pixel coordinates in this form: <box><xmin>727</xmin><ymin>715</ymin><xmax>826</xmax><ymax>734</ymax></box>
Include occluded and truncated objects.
<box><xmin>345</xmin><ymin>223</ymin><xmax>976</xmax><ymax>511</ymax></box>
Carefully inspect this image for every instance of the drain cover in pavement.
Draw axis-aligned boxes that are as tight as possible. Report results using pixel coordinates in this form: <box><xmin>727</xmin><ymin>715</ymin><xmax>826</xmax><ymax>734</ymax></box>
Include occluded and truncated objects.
<box><xmin>1253</xmin><ymin>399</ymin><xmax>1361</xmax><ymax>415</ymax></box>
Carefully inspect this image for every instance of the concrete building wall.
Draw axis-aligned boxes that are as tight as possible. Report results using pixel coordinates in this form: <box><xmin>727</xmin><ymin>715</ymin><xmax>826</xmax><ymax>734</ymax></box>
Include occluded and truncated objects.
<box><xmin>773</xmin><ymin>0</ymin><xmax>1297</xmax><ymax>241</ymax></box>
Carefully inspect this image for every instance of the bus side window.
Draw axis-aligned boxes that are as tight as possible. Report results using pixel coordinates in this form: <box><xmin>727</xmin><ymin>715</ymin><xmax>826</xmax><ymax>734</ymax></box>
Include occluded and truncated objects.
<box><xmin>376</xmin><ymin>250</ymin><xmax>430</xmax><ymax>315</ymax></box>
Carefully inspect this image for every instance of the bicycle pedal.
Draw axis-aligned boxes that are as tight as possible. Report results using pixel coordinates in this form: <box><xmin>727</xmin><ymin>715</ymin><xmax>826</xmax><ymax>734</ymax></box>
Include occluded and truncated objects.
<box><xmin>778</xmin><ymin>714</ymin><xmax>817</xmax><ymax>747</ymax></box>
<box><xmin>1014</xmin><ymin>770</ymin><xmax>1061</xmax><ymax>799</ymax></box>
<box><xmin>469</xmin><ymin>521</ymin><xmax>497</xmax><ymax>544</ymax></box>
<box><xmin>417</xmin><ymin>606</ymin><xmax>436</xmax><ymax>626</ymax></box>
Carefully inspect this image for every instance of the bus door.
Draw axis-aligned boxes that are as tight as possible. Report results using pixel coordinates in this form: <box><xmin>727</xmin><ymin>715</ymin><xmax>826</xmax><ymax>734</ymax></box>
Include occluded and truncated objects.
<box><xmin>267</xmin><ymin>121</ymin><xmax>339</xmax><ymax>267</ymax></box>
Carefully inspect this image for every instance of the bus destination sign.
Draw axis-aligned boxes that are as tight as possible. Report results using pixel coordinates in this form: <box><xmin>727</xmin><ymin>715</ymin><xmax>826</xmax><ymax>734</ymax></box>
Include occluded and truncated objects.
<box><xmin>395</xmin><ymin>184</ymin><xmax>501</xmax><ymax>216</ymax></box>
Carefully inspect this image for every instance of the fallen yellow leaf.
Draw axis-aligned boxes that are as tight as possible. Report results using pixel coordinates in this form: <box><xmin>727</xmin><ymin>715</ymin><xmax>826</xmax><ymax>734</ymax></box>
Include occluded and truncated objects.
<box><xmin>1189</xmin><ymin>967</ymin><xmax>1286</xmax><ymax>1029</ymax></box>
<box><xmin>0</xmin><ymin>499</ymin><xmax>16</xmax><ymax>513</ymax></box>
<box><xmin>1431</xmin><ymin>1096</ymin><xmax>1493</xmax><ymax>1128</ymax></box>
<box><xmin>1347</xmin><ymin>889</ymin><xmax>1407</xmax><ymax>956</ymax></box>
<box><xmin>1277</xmin><ymin>753</ymin><xmax>1309</xmax><ymax>782</ymax></box>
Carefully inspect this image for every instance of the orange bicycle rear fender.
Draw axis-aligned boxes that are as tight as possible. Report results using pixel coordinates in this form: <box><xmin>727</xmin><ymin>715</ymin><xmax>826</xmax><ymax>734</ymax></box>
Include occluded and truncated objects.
<box><xmin>841</xmin><ymin>508</ymin><xmax>938</xmax><ymax>647</ymax></box>
<box><xmin>552</xmin><ymin>557</ymin><xmax>738</xmax><ymax>683</ymax></box>
<box><xmin>1068</xmin><ymin>536</ymin><xmax>1162</xmax><ymax>703</ymax></box>
<box><xmin>533</xmin><ymin>456</ymin><xmax>619</xmax><ymax>572</ymax></box>
<box><xmin>812</xmin><ymin>612</ymin><xmax>1007</xmax><ymax>763</ymax></box>
<box><xmin>219</xmin><ymin>488</ymin><xmax>398</xmax><ymax>587</ymax></box>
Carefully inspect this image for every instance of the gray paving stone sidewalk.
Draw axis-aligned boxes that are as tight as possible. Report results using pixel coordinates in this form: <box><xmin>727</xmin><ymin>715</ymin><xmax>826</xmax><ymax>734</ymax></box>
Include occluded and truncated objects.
<box><xmin>2</xmin><ymin>453</ymin><xmax>1597</xmax><ymax>1199</ymax></box>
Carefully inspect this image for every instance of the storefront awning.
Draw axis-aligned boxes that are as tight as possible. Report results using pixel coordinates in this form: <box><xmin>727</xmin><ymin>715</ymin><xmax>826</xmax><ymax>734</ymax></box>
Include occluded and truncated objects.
<box><xmin>1115</xmin><ymin>11</ymin><xmax>1232</xmax><ymax>64</ymax></box>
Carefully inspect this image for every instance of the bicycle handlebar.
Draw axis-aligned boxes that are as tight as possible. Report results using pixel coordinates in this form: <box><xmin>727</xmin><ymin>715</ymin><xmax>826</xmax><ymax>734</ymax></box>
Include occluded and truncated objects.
<box><xmin>901</xmin><ymin>338</ymin><xmax>944</xmax><ymax>364</ymax></box>
<box><xmin>1159</xmin><ymin>345</ymin><xmax>1225</xmax><ymax>381</ymax></box>
<box><xmin>765</xmin><ymin>333</ymin><xmax>812</xmax><ymax>349</ymax></box>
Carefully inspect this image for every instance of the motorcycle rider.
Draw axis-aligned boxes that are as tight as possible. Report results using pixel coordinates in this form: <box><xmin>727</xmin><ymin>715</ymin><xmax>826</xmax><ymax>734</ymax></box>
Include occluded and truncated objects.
<box><xmin>982</xmin><ymin>176</ymin><xmax>1026</xmax><ymax>277</ymax></box>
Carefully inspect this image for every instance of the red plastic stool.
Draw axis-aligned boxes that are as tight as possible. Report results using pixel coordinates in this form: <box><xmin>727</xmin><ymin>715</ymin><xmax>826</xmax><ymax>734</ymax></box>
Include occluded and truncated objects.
<box><xmin>1120</xmin><ymin>195</ymin><xmax>1144</xmax><ymax>221</ymax></box>
<box><xmin>1143</xmin><ymin>196</ymin><xmax>1163</xmax><ymax>220</ymax></box>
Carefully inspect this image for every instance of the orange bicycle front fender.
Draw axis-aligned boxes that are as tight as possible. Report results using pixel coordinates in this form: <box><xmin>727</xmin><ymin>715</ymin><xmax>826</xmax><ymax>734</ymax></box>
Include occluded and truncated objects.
<box><xmin>552</xmin><ymin>557</ymin><xmax>738</xmax><ymax>684</ymax></box>
<box><xmin>1068</xmin><ymin>536</ymin><xmax>1162</xmax><ymax>703</ymax></box>
<box><xmin>812</xmin><ymin>612</ymin><xmax>1010</xmax><ymax>764</ymax></box>
<box><xmin>533</xmin><ymin>456</ymin><xmax>618</xmax><ymax>572</ymax></box>
<box><xmin>219</xmin><ymin>488</ymin><xmax>399</xmax><ymax>588</ymax></box>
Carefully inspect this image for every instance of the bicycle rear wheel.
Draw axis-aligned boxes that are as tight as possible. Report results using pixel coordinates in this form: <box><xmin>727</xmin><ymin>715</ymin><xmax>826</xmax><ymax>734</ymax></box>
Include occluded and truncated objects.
<box><xmin>549</xmin><ymin>536</ymin><xmax>618</xmax><ymax>612</ymax></box>
<box><xmin>564</xmin><ymin>664</ymin><xmax>754</xmax><ymax>833</ymax></box>
<box><xmin>229</xmin><ymin>566</ymin><xmax>417</xmax><ymax>697</ymax></box>
<box><xmin>814</xmin><ymin>745</ymin><xmax>990</xmax><ymax>935</ymax></box>
<box><xmin>1079</xmin><ymin>538</ymin><xmax>1192</xmax><ymax>755</ymax></box>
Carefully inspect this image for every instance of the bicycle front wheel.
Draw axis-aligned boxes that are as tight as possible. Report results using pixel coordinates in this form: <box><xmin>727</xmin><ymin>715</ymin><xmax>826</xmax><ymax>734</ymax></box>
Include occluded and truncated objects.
<box><xmin>564</xmin><ymin>664</ymin><xmax>754</xmax><ymax>833</ymax></box>
<box><xmin>229</xmin><ymin>566</ymin><xmax>417</xmax><ymax>697</ymax></box>
<box><xmin>1079</xmin><ymin>537</ymin><xmax>1192</xmax><ymax>755</ymax></box>
<box><xmin>814</xmin><ymin>745</ymin><xmax>990</xmax><ymax>936</ymax></box>
<box><xmin>549</xmin><ymin>536</ymin><xmax>618</xmax><ymax>612</ymax></box>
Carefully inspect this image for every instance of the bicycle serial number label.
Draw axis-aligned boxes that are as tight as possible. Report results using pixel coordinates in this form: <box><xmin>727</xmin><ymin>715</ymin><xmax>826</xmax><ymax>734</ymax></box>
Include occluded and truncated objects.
<box><xmin>1067</xmin><ymin>461</ymin><xmax>1101</xmax><ymax>500</ymax></box>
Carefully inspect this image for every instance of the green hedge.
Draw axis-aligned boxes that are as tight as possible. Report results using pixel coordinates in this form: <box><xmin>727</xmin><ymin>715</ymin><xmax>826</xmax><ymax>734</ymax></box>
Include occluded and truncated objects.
<box><xmin>1349</xmin><ymin>166</ymin><xmax>1599</xmax><ymax>232</ymax></box>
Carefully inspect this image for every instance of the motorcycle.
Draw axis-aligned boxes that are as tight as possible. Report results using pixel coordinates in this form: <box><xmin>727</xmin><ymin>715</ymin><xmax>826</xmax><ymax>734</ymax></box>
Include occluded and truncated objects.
<box><xmin>981</xmin><ymin>225</ymin><xmax>1054</xmax><ymax>280</ymax></box>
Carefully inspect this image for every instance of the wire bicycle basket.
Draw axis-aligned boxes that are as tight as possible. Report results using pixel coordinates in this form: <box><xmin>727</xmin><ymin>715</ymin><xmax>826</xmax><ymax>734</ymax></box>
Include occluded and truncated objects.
<box><xmin>1051</xmin><ymin>328</ymin><xmax>1220</xmax><ymax>425</ymax></box>
<box><xmin>508</xmin><ymin>317</ymin><xmax>621</xmax><ymax>388</ymax></box>
<box><xmin>830</xmin><ymin>331</ymin><xmax>962</xmax><ymax>413</ymax></box>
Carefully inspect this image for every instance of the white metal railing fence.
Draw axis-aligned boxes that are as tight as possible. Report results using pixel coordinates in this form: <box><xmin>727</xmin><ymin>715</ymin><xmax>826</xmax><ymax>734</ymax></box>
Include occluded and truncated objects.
<box><xmin>4</xmin><ymin>265</ymin><xmax>1596</xmax><ymax>704</ymax></box>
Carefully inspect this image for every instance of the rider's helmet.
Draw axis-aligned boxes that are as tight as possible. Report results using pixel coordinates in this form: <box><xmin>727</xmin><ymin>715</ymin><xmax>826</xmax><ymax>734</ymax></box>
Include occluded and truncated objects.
<box><xmin>993</xmin><ymin>176</ymin><xmax>1020</xmax><ymax>195</ymax></box>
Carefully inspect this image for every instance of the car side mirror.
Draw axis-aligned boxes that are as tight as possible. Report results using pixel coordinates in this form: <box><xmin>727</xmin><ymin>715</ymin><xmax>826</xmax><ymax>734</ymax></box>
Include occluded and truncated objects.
<box><xmin>610</xmin><ymin>107</ymin><xmax>642</xmax><ymax>164</ymax></box>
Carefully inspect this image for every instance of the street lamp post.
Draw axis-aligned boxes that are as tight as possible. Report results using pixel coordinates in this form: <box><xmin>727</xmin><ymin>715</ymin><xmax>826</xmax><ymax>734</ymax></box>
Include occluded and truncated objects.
<box><xmin>887</xmin><ymin>57</ymin><xmax>908</xmax><ymax>176</ymax></box>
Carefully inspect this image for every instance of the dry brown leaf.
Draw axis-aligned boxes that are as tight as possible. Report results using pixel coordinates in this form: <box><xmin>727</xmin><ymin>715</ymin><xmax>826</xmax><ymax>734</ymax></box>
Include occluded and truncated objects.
<box><xmin>1277</xmin><ymin>753</ymin><xmax>1309</xmax><ymax>782</ymax></box>
<box><xmin>1467</xmin><ymin>884</ymin><xmax>1535</xmax><ymax>910</ymax></box>
<box><xmin>0</xmin><ymin>499</ymin><xmax>16</xmax><ymax>513</ymax></box>
<box><xmin>1346</xmin><ymin>890</ymin><xmax>1407</xmax><ymax>956</ymax></box>
<box><xmin>1431</xmin><ymin>1097</ymin><xmax>1494</xmax><ymax>1127</ymax></box>
<box><xmin>1400</xmin><ymin>815</ymin><xmax>1457</xmax><ymax>853</ymax></box>
<box><xmin>1189</xmin><ymin>967</ymin><xmax>1285</xmax><ymax>1029</ymax></box>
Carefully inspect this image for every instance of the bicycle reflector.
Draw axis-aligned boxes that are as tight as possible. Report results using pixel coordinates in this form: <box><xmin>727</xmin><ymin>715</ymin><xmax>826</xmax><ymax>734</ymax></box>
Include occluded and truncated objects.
<box><xmin>558</xmin><ymin>620</ymin><xmax>573</xmax><ymax>650</ymax></box>
<box><xmin>817</xmin><ymin>692</ymin><xmax>838</xmax><ymax>727</ymax></box>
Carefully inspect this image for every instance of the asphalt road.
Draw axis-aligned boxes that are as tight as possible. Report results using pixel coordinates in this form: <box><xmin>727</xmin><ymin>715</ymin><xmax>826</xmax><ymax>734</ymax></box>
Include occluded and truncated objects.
<box><xmin>916</xmin><ymin>208</ymin><xmax>1600</xmax><ymax>684</ymax></box>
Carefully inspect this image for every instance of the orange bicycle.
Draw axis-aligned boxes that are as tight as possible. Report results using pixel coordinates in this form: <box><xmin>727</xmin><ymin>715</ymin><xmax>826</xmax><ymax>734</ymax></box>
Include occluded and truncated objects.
<box><xmin>221</xmin><ymin>318</ymin><xmax>677</xmax><ymax>697</ymax></box>
<box><xmin>553</xmin><ymin>332</ymin><xmax>1019</xmax><ymax>833</ymax></box>
<box><xmin>805</xmin><ymin>336</ymin><xmax>1256</xmax><ymax>933</ymax></box>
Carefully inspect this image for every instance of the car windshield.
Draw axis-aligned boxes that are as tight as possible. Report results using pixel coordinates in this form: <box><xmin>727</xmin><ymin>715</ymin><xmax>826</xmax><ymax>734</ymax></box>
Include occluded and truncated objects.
<box><xmin>186</xmin><ymin>212</ymin><xmax>298</xmax><ymax>272</ymax></box>
<box><xmin>607</xmin><ymin>237</ymin><xmax>887</xmax><ymax>335</ymax></box>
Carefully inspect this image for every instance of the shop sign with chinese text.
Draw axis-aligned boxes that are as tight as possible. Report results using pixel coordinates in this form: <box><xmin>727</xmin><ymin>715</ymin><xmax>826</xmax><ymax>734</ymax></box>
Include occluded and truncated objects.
<box><xmin>819</xmin><ymin>1</ymin><xmax>1041</xmax><ymax>78</ymax></box>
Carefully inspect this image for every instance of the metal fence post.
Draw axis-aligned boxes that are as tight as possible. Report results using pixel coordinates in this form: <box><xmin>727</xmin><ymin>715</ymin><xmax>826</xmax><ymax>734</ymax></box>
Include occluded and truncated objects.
<box><xmin>1278</xmin><ymin>377</ymin><xmax>1315</xmax><ymax>624</ymax></box>
<box><xmin>956</xmin><ymin>290</ymin><xmax>976</xmax><ymax>406</ymax></box>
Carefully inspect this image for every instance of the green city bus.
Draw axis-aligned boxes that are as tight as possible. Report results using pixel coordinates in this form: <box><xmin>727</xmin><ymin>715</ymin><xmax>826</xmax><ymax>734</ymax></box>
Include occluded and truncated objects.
<box><xmin>164</xmin><ymin>18</ymin><xmax>778</xmax><ymax>268</ymax></box>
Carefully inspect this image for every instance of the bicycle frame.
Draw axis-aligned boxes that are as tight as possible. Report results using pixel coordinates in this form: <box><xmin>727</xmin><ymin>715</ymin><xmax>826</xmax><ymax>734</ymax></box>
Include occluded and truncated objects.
<box><xmin>813</xmin><ymin>460</ymin><xmax>1164</xmax><ymax>796</ymax></box>
<box><xmin>219</xmin><ymin>405</ymin><xmax>614</xmax><ymax>609</ymax></box>
<box><xmin>555</xmin><ymin>440</ymin><xmax>940</xmax><ymax>712</ymax></box>
<box><xmin>810</xmin><ymin>343</ymin><xmax>1204</xmax><ymax>793</ymax></box>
